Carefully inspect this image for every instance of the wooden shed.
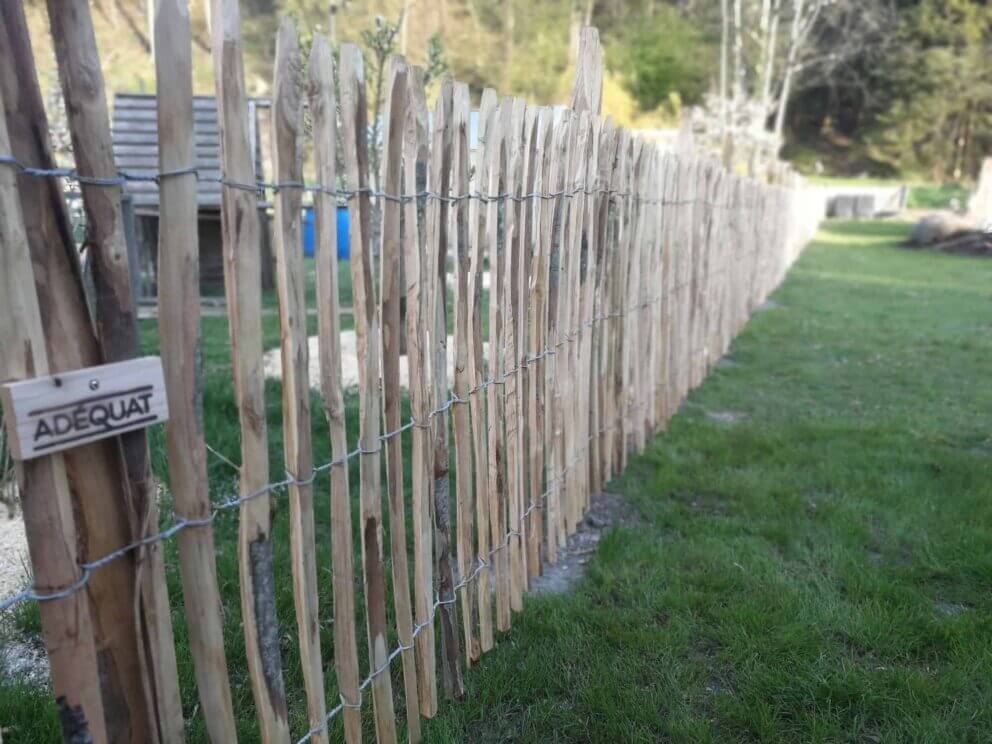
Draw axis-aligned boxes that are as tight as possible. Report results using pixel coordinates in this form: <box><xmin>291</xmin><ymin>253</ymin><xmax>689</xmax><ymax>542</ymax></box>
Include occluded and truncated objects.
<box><xmin>111</xmin><ymin>93</ymin><xmax>274</xmax><ymax>299</ymax></box>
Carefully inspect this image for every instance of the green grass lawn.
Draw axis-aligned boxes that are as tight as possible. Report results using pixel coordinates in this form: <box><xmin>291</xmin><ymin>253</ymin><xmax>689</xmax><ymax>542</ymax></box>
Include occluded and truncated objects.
<box><xmin>421</xmin><ymin>220</ymin><xmax>992</xmax><ymax>743</ymax></box>
<box><xmin>3</xmin><ymin>220</ymin><xmax>992</xmax><ymax>742</ymax></box>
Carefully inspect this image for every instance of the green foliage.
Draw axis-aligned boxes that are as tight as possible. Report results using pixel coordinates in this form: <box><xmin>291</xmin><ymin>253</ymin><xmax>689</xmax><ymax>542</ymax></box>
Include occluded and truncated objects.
<box><xmin>609</xmin><ymin>7</ymin><xmax>715</xmax><ymax>112</ymax></box>
<box><xmin>867</xmin><ymin>0</ymin><xmax>992</xmax><ymax>181</ymax></box>
<box><xmin>423</xmin><ymin>33</ymin><xmax>449</xmax><ymax>88</ymax></box>
<box><xmin>907</xmin><ymin>182</ymin><xmax>971</xmax><ymax>210</ymax></box>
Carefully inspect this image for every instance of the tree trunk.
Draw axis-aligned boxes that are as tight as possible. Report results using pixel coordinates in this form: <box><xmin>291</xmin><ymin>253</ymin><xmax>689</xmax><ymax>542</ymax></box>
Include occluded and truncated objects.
<box><xmin>759</xmin><ymin>0</ymin><xmax>780</xmax><ymax>129</ymax></box>
<box><xmin>774</xmin><ymin>0</ymin><xmax>805</xmax><ymax>146</ymax></box>
<box><xmin>732</xmin><ymin>0</ymin><xmax>744</xmax><ymax>105</ymax></box>
<box><xmin>503</xmin><ymin>0</ymin><xmax>514</xmax><ymax>91</ymax></box>
<box><xmin>720</xmin><ymin>0</ymin><xmax>729</xmax><ymax>134</ymax></box>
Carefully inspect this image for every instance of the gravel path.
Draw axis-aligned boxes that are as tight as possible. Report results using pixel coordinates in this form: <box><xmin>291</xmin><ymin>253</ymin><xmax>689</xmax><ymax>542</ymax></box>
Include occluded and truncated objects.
<box><xmin>0</xmin><ymin>507</ymin><xmax>29</xmax><ymax>599</ymax></box>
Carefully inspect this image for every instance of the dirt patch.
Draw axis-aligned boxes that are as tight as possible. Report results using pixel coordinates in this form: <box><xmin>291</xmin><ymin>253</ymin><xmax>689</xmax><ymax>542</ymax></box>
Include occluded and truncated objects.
<box><xmin>706</xmin><ymin>410</ymin><xmax>748</xmax><ymax>423</ymax></box>
<box><xmin>530</xmin><ymin>492</ymin><xmax>639</xmax><ymax>595</ymax></box>
<box><xmin>934</xmin><ymin>600</ymin><xmax>967</xmax><ymax>616</ymax></box>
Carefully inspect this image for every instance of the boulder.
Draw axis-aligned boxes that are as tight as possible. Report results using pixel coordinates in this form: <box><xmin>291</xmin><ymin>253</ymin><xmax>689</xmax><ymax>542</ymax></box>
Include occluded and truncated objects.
<box><xmin>907</xmin><ymin>212</ymin><xmax>975</xmax><ymax>246</ymax></box>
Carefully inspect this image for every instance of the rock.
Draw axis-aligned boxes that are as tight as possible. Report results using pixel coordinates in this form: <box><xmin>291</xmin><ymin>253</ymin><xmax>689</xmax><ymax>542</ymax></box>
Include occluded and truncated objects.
<box><xmin>907</xmin><ymin>212</ymin><xmax>976</xmax><ymax>246</ymax></box>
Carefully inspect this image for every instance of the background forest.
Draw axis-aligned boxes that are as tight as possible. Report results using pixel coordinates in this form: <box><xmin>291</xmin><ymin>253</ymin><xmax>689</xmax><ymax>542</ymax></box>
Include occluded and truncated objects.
<box><xmin>21</xmin><ymin>0</ymin><xmax>992</xmax><ymax>181</ymax></box>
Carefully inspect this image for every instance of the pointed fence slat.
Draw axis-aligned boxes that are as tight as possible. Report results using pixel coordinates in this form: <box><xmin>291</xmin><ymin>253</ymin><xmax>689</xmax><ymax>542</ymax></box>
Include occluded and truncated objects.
<box><xmin>0</xmin><ymin>73</ymin><xmax>109</xmax><ymax>744</ymax></box>
<box><xmin>379</xmin><ymin>54</ymin><xmax>422</xmax><ymax>744</ymax></box>
<box><xmin>339</xmin><ymin>42</ymin><xmax>399</xmax><ymax>744</ymax></box>
<box><xmin>469</xmin><ymin>88</ymin><xmax>499</xmax><ymax>652</ymax></box>
<box><xmin>2</xmin><ymin>20</ymin><xmax>825</xmax><ymax>744</ymax></box>
<box><xmin>486</xmin><ymin>98</ymin><xmax>513</xmax><ymax>633</ymax></box>
<box><xmin>451</xmin><ymin>81</ymin><xmax>479</xmax><ymax>667</ymax></box>
<box><xmin>210</xmin><ymin>2</ymin><xmax>290</xmax><ymax>739</ymax></box>
<box><xmin>425</xmin><ymin>78</ymin><xmax>465</xmax><ymax>700</ymax></box>
<box><xmin>271</xmin><ymin>19</ymin><xmax>327</xmax><ymax>743</ymax></box>
<box><xmin>309</xmin><ymin>34</ymin><xmax>363</xmax><ymax>744</ymax></box>
<box><xmin>525</xmin><ymin>108</ymin><xmax>554</xmax><ymax>579</ymax></box>
<box><xmin>402</xmin><ymin>65</ymin><xmax>439</xmax><ymax>721</ymax></box>
<box><xmin>153</xmin><ymin>1</ymin><xmax>235</xmax><ymax>740</ymax></box>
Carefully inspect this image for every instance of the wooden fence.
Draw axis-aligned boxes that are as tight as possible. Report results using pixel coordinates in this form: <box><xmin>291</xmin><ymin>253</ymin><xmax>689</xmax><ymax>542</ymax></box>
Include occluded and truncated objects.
<box><xmin>0</xmin><ymin>3</ymin><xmax>821</xmax><ymax>742</ymax></box>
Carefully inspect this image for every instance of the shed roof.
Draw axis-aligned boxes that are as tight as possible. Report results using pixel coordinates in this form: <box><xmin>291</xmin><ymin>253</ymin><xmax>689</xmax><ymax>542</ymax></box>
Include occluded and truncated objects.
<box><xmin>111</xmin><ymin>93</ymin><xmax>266</xmax><ymax>211</ymax></box>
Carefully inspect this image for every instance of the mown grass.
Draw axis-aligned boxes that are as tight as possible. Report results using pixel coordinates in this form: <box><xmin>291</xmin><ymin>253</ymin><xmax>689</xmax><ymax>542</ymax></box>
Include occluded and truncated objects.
<box><xmin>3</xmin><ymin>220</ymin><xmax>992</xmax><ymax>742</ymax></box>
<box><xmin>420</xmin><ymin>219</ymin><xmax>992</xmax><ymax>742</ymax></box>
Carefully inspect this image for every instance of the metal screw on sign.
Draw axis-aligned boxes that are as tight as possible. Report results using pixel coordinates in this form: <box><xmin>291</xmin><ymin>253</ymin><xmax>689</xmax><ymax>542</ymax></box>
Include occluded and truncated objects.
<box><xmin>89</xmin><ymin>379</ymin><xmax>99</xmax><ymax>391</ymax></box>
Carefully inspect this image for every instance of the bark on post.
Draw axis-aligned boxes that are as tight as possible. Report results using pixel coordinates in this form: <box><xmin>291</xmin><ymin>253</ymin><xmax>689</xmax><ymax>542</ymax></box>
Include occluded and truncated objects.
<box><xmin>339</xmin><ymin>42</ymin><xmax>400</xmax><ymax>744</ymax></box>
<box><xmin>153</xmin><ymin>0</ymin><xmax>237</xmax><ymax>739</ymax></box>
<box><xmin>209</xmin><ymin>0</ymin><xmax>290</xmax><ymax>739</ymax></box>
<box><xmin>271</xmin><ymin>17</ymin><xmax>327</xmax><ymax>743</ymax></box>
<box><xmin>0</xmin><ymin>66</ymin><xmax>108</xmax><ymax>744</ymax></box>
<box><xmin>379</xmin><ymin>53</ymin><xmax>423</xmax><ymax>742</ymax></box>
<box><xmin>309</xmin><ymin>34</ymin><xmax>364</xmax><ymax>744</ymax></box>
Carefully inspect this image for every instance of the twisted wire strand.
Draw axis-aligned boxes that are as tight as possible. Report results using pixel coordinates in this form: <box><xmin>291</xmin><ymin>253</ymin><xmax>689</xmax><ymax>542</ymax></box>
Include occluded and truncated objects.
<box><xmin>0</xmin><ymin>283</ymin><xmax>674</xmax><ymax>612</ymax></box>
<box><xmin>0</xmin><ymin>154</ymin><xmax>757</xmax><ymax>210</ymax></box>
<box><xmin>294</xmin><ymin>397</ymin><xmax>646</xmax><ymax>744</ymax></box>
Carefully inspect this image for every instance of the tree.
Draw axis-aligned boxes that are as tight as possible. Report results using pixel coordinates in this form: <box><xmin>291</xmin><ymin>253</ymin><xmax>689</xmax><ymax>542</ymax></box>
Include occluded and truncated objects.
<box><xmin>868</xmin><ymin>0</ymin><xmax>992</xmax><ymax>180</ymax></box>
<box><xmin>610</xmin><ymin>5</ymin><xmax>715</xmax><ymax>112</ymax></box>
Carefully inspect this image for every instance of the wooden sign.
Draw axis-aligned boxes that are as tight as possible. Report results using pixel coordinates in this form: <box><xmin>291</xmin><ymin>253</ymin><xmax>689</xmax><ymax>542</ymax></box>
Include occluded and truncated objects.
<box><xmin>1</xmin><ymin>356</ymin><xmax>169</xmax><ymax>461</ymax></box>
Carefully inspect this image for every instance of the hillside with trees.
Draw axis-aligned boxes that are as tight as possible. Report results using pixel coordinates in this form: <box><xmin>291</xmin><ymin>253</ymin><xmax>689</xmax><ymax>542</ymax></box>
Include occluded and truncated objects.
<box><xmin>21</xmin><ymin>0</ymin><xmax>992</xmax><ymax>181</ymax></box>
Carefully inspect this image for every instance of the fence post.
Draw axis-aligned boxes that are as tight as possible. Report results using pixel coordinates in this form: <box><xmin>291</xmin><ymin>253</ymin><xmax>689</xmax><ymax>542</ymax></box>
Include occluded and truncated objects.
<box><xmin>209</xmin><ymin>0</ymin><xmax>291</xmax><ymax>739</ymax></box>
<box><xmin>469</xmin><ymin>88</ymin><xmax>498</xmax><ymax>653</ymax></box>
<box><xmin>423</xmin><ymin>78</ymin><xmax>465</xmax><ymax>700</ymax></box>
<box><xmin>271</xmin><ymin>17</ymin><xmax>328</xmax><ymax>743</ymax></box>
<box><xmin>545</xmin><ymin>112</ymin><xmax>573</xmax><ymax>558</ymax></box>
<box><xmin>46</xmin><ymin>3</ymin><xmax>188</xmax><ymax>739</ymax></box>
<box><xmin>379</xmin><ymin>53</ymin><xmax>423</xmax><ymax>741</ymax></box>
<box><xmin>339</xmin><ymin>42</ymin><xmax>400</xmax><ymax>744</ymax></box>
<box><xmin>308</xmin><ymin>34</ymin><xmax>364</xmax><ymax>744</ymax></box>
<box><xmin>526</xmin><ymin>108</ymin><xmax>554</xmax><ymax>579</ymax></box>
<box><xmin>503</xmin><ymin>97</ymin><xmax>526</xmax><ymax>611</ymax></box>
<box><xmin>451</xmin><ymin>81</ymin><xmax>479</xmax><ymax>667</ymax></box>
<box><xmin>153</xmin><ymin>1</ymin><xmax>238</xmax><ymax>740</ymax></box>
<box><xmin>403</xmin><ymin>64</ymin><xmax>439</xmax><ymax>720</ymax></box>
<box><xmin>0</xmin><ymin>68</ymin><xmax>108</xmax><ymax>744</ymax></box>
<box><xmin>486</xmin><ymin>98</ymin><xmax>512</xmax><ymax>633</ymax></box>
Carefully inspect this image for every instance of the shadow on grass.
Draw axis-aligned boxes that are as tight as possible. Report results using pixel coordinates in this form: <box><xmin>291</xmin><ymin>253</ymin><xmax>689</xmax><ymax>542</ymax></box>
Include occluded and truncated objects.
<box><xmin>819</xmin><ymin>219</ymin><xmax>911</xmax><ymax>243</ymax></box>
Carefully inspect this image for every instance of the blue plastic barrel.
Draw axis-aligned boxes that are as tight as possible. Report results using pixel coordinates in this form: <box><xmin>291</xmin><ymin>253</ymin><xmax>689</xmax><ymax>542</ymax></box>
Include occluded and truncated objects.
<box><xmin>336</xmin><ymin>205</ymin><xmax>350</xmax><ymax>260</ymax></box>
<box><xmin>301</xmin><ymin>206</ymin><xmax>350</xmax><ymax>260</ymax></box>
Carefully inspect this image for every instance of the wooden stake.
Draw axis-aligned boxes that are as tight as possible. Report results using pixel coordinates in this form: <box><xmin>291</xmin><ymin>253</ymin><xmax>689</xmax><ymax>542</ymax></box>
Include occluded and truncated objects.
<box><xmin>468</xmin><ymin>87</ymin><xmax>498</xmax><ymax>652</ymax></box>
<box><xmin>593</xmin><ymin>121</ymin><xmax>619</xmax><ymax>490</ymax></box>
<box><xmin>450</xmin><ymin>81</ymin><xmax>479</xmax><ymax>666</ymax></box>
<box><xmin>545</xmin><ymin>111</ymin><xmax>573</xmax><ymax>558</ymax></box>
<box><xmin>378</xmin><ymin>53</ymin><xmax>422</xmax><ymax>742</ymax></box>
<box><xmin>424</xmin><ymin>78</ymin><xmax>465</xmax><ymax>700</ymax></box>
<box><xmin>308</xmin><ymin>34</ymin><xmax>363</xmax><ymax>744</ymax></box>
<box><xmin>153</xmin><ymin>1</ymin><xmax>237</xmax><ymax>740</ymax></box>
<box><xmin>486</xmin><ymin>98</ymin><xmax>512</xmax><ymax>633</ymax></box>
<box><xmin>45</xmin><ymin>1</ymin><xmax>182</xmax><ymax>738</ymax></box>
<box><xmin>209</xmin><ymin>0</ymin><xmax>290</xmax><ymax>739</ymax></box>
<box><xmin>271</xmin><ymin>18</ymin><xmax>327</xmax><ymax>743</ymax></box>
<box><xmin>0</xmin><ymin>71</ymin><xmax>108</xmax><ymax>744</ymax></box>
<box><xmin>503</xmin><ymin>97</ymin><xmax>526</xmax><ymax>612</ymax></box>
<box><xmin>525</xmin><ymin>108</ymin><xmax>553</xmax><ymax>580</ymax></box>
<box><xmin>576</xmin><ymin>118</ymin><xmax>600</xmax><ymax>513</ymax></box>
<box><xmin>403</xmin><ymin>65</ymin><xmax>438</xmax><ymax>719</ymax></box>
<box><xmin>339</xmin><ymin>43</ymin><xmax>399</xmax><ymax>744</ymax></box>
<box><xmin>562</xmin><ymin>113</ymin><xmax>591</xmax><ymax>535</ymax></box>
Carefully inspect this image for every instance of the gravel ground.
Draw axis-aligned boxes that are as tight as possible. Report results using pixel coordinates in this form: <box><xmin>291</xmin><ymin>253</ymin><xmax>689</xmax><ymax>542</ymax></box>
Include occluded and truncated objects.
<box><xmin>0</xmin><ymin>506</ymin><xmax>29</xmax><ymax>599</ymax></box>
<box><xmin>263</xmin><ymin>330</ymin><xmax>482</xmax><ymax>390</ymax></box>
